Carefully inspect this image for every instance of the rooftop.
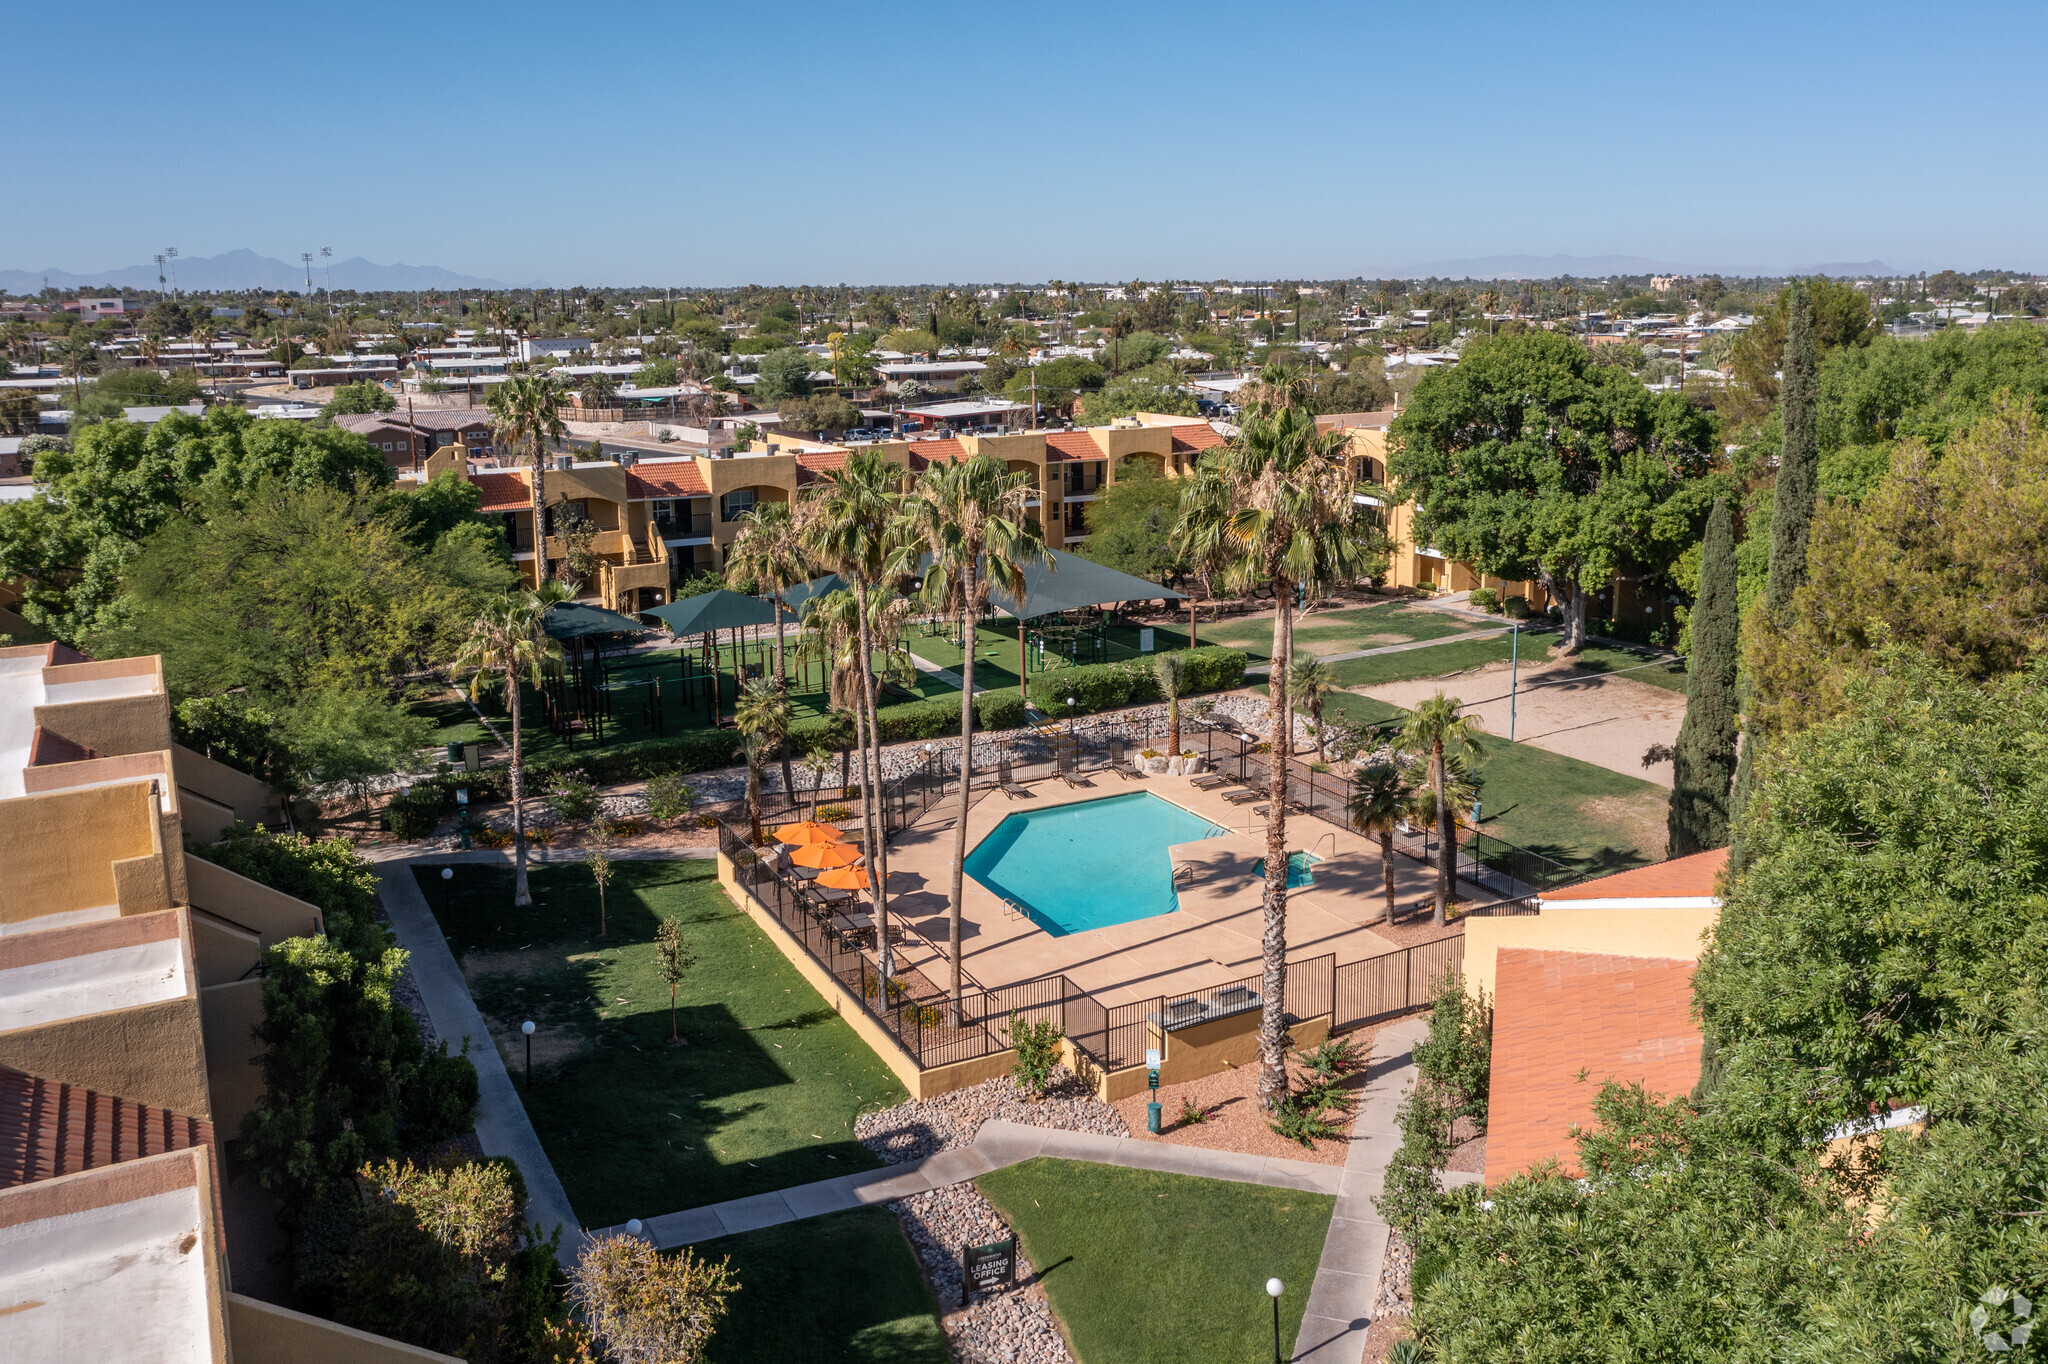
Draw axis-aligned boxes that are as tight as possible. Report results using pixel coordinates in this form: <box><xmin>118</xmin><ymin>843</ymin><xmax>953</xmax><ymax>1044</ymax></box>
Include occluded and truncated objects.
<box><xmin>1540</xmin><ymin>846</ymin><xmax>1728</xmax><ymax>906</ymax></box>
<box><xmin>1484</xmin><ymin>949</ymin><xmax>1702</xmax><ymax>1186</ymax></box>
<box><xmin>0</xmin><ymin>913</ymin><xmax>188</xmax><ymax>1031</ymax></box>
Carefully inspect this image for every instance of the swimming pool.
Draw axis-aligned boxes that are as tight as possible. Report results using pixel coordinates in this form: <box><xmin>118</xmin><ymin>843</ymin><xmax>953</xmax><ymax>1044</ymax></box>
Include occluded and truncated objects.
<box><xmin>1251</xmin><ymin>851</ymin><xmax>1323</xmax><ymax>889</ymax></box>
<box><xmin>964</xmin><ymin>792</ymin><xmax>1228</xmax><ymax>936</ymax></box>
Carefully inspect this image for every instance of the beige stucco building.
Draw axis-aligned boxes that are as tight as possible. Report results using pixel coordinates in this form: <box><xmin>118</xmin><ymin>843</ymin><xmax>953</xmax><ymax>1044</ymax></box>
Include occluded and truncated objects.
<box><xmin>0</xmin><ymin>641</ymin><xmax>456</xmax><ymax>1362</ymax></box>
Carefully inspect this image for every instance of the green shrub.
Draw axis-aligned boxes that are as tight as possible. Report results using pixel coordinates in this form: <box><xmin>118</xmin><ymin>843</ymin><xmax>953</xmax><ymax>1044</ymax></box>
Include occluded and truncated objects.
<box><xmin>1008</xmin><ymin>1013</ymin><xmax>1065</xmax><ymax>1097</ymax></box>
<box><xmin>973</xmin><ymin>689</ymin><xmax>1027</xmax><ymax>730</ymax></box>
<box><xmin>545</xmin><ymin>768</ymin><xmax>599</xmax><ymax>823</ymax></box>
<box><xmin>643</xmin><ymin>772</ymin><xmax>699</xmax><ymax>822</ymax></box>
<box><xmin>383</xmin><ymin>786</ymin><xmax>443</xmax><ymax>841</ymax></box>
<box><xmin>1414</xmin><ymin>971</ymin><xmax>1491</xmax><ymax>1127</ymax></box>
<box><xmin>1027</xmin><ymin>646</ymin><xmax>1248</xmax><ymax>715</ymax></box>
<box><xmin>1468</xmin><ymin>587</ymin><xmax>1500</xmax><ymax>613</ymax></box>
<box><xmin>1269</xmin><ymin>1089</ymin><xmax>1352</xmax><ymax>1148</ymax></box>
<box><xmin>1502</xmin><ymin>595</ymin><xmax>1531</xmax><ymax>620</ymax></box>
<box><xmin>190</xmin><ymin>824</ymin><xmax>387</xmax><ymax>961</ymax></box>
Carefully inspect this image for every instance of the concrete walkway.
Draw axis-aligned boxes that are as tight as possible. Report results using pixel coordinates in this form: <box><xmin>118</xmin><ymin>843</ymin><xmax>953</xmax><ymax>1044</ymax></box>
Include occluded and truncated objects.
<box><xmin>907</xmin><ymin>651</ymin><xmax>991</xmax><ymax>694</ymax></box>
<box><xmin>1242</xmin><ymin>627</ymin><xmax>1511</xmax><ymax>677</ymax></box>
<box><xmin>375</xmin><ymin>861</ymin><xmax>585</xmax><ymax>1266</ymax></box>
<box><xmin>1292</xmin><ymin>1018</ymin><xmax>1482</xmax><ymax>1363</ymax></box>
<box><xmin>598</xmin><ymin>1118</ymin><xmax>1346</xmax><ymax>1249</ymax></box>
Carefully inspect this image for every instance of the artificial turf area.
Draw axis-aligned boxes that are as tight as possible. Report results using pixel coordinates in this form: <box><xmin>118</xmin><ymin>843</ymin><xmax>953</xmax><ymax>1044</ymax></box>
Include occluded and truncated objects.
<box><xmin>418</xmin><ymin>859</ymin><xmax>903</xmax><ymax>1228</ymax></box>
<box><xmin>976</xmin><ymin>1158</ymin><xmax>1333</xmax><ymax>1364</ymax></box>
<box><xmin>698</xmin><ymin>1207</ymin><xmax>949</xmax><ymax>1364</ymax></box>
<box><xmin>1191</xmin><ymin>598</ymin><xmax>1476</xmax><ymax>659</ymax></box>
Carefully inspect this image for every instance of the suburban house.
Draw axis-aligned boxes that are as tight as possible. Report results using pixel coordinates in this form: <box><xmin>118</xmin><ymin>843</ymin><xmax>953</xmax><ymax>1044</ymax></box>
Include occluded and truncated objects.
<box><xmin>0</xmin><ymin>642</ymin><xmax>454</xmax><ymax>1362</ymax></box>
<box><xmin>1467</xmin><ymin>847</ymin><xmax>1727</xmax><ymax>1186</ymax></box>
<box><xmin>334</xmin><ymin>409</ymin><xmax>495</xmax><ymax>468</ymax></box>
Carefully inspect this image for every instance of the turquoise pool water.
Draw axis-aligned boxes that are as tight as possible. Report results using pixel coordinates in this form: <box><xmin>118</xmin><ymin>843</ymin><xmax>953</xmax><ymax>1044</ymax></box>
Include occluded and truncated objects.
<box><xmin>1252</xmin><ymin>851</ymin><xmax>1323</xmax><ymax>889</ymax></box>
<box><xmin>964</xmin><ymin>792</ymin><xmax>1228</xmax><ymax>936</ymax></box>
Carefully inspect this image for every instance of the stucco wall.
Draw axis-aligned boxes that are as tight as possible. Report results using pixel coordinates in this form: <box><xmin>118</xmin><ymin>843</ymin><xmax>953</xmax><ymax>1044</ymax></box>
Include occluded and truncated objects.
<box><xmin>0</xmin><ymin>994</ymin><xmax>213</xmax><ymax>1121</ymax></box>
<box><xmin>1462</xmin><ymin>906</ymin><xmax>1720</xmax><ymax>1001</ymax></box>
<box><xmin>190</xmin><ymin>913</ymin><xmax>262</xmax><ymax>989</ymax></box>
<box><xmin>0</xmin><ymin>782</ymin><xmax>158</xmax><ymax>923</ymax></box>
<box><xmin>200</xmin><ymin>978</ymin><xmax>267</xmax><ymax>1133</ymax></box>
<box><xmin>34</xmin><ymin>692</ymin><xmax>174</xmax><ymax>757</ymax></box>
<box><xmin>183</xmin><ymin>854</ymin><xmax>324</xmax><ymax>947</ymax></box>
<box><xmin>227</xmin><ymin>1293</ymin><xmax>463</xmax><ymax>1364</ymax></box>
<box><xmin>172</xmin><ymin>743</ymin><xmax>280</xmax><ymax>827</ymax></box>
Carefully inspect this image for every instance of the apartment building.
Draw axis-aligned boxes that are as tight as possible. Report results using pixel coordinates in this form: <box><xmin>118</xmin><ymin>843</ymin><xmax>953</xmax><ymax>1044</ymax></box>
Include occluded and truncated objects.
<box><xmin>0</xmin><ymin>642</ymin><xmax>453</xmax><ymax>1361</ymax></box>
<box><xmin>334</xmin><ymin>410</ymin><xmax>495</xmax><ymax>469</ymax></box>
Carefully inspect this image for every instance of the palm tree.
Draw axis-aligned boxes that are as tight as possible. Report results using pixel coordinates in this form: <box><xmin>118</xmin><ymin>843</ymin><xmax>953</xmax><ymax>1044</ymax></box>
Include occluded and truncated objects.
<box><xmin>1347</xmin><ymin>762</ymin><xmax>1412</xmax><ymax>926</ymax></box>
<box><xmin>454</xmin><ymin>585</ymin><xmax>566</xmax><ymax>907</ymax></box>
<box><xmin>1104</xmin><ymin>309</ymin><xmax>1136</xmax><ymax>376</ymax></box>
<box><xmin>798</xmin><ymin>451</ymin><xmax>911</xmax><ymax>980</ymax></box>
<box><xmin>1154</xmin><ymin>651</ymin><xmax>1189</xmax><ymax>759</ymax></box>
<box><xmin>735</xmin><ymin>679</ymin><xmax>791</xmax><ymax>845</ymax></box>
<box><xmin>1173</xmin><ymin>397</ymin><xmax>1368</xmax><ymax>1109</ymax></box>
<box><xmin>1398</xmin><ymin>694</ymin><xmax>1486</xmax><ymax>926</ymax></box>
<box><xmin>726</xmin><ymin>502</ymin><xmax>810</xmax><ymax>805</ymax></box>
<box><xmin>487</xmin><ymin>374</ymin><xmax>567</xmax><ymax>583</ymax></box>
<box><xmin>1290</xmin><ymin>654</ymin><xmax>1335</xmax><ymax>762</ymax></box>
<box><xmin>905</xmin><ymin>454</ymin><xmax>1048</xmax><ymax>1025</ymax></box>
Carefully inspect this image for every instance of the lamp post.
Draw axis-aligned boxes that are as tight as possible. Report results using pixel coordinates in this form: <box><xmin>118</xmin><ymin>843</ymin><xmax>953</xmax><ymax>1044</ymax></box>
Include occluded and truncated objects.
<box><xmin>1066</xmin><ymin>695</ymin><xmax>1076</xmax><ymax>740</ymax></box>
<box><xmin>1266</xmin><ymin>1278</ymin><xmax>1284</xmax><ymax>1364</ymax></box>
<box><xmin>440</xmin><ymin>865</ymin><xmax>454</xmax><ymax>913</ymax></box>
<box><xmin>521</xmin><ymin>1020</ymin><xmax>535</xmax><ymax>1090</ymax></box>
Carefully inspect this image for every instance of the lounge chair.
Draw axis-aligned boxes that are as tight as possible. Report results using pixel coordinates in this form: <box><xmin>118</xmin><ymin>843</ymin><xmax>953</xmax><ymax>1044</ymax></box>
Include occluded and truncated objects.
<box><xmin>1106</xmin><ymin>740</ymin><xmax>1142</xmax><ymax>780</ymax></box>
<box><xmin>1055</xmin><ymin>750</ymin><xmax>1094</xmax><ymax>789</ymax></box>
<box><xmin>1221</xmin><ymin>785</ymin><xmax>1264</xmax><ymax>806</ymax></box>
<box><xmin>996</xmin><ymin>761</ymin><xmax>1032</xmax><ymax>800</ymax></box>
<box><xmin>1188</xmin><ymin>772</ymin><xmax>1230</xmax><ymax>791</ymax></box>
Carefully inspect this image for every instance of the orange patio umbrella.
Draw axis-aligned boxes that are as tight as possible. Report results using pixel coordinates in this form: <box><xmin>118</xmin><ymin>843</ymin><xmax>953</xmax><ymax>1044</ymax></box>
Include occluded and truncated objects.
<box><xmin>775</xmin><ymin>820</ymin><xmax>847</xmax><ymax>846</ymax></box>
<box><xmin>815</xmin><ymin>864</ymin><xmax>871</xmax><ymax>890</ymax></box>
<box><xmin>789</xmin><ymin>840</ymin><xmax>862</xmax><ymax>869</ymax></box>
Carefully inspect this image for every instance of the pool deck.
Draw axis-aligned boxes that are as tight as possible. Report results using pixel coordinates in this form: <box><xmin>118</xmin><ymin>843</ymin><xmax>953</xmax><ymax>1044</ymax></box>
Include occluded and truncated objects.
<box><xmin>879</xmin><ymin>769</ymin><xmax>1431</xmax><ymax>1006</ymax></box>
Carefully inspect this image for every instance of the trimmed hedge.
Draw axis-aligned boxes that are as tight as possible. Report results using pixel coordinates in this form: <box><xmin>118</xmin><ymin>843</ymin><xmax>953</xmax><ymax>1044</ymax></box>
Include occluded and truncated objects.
<box><xmin>1027</xmin><ymin>646</ymin><xmax>1248</xmax><ymax>716</ymax></box>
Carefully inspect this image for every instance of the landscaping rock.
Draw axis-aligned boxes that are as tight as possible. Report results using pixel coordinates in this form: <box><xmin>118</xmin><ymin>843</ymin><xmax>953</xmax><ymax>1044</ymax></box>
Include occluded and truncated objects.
<box><xmin>857</xmin><ymin>1068</ymin><xmax>1122</xmax><ymax>1362</ymax></box>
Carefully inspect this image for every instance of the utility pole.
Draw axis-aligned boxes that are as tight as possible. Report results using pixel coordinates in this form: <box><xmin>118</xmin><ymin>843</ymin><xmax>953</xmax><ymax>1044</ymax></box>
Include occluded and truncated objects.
<box><xmin>320</xmin><ymin>247</ymin><xmax>333</xmax><ymax>313</ymax></box>
<box><xmin>164</xmin><ymin>248</ymin><xmax>178</xmax><ymax>295</ymax></box>
<box><xmin>300</xmin><ymin>253</ymin><xmax>314</xmax><ymax>298</ymax></box>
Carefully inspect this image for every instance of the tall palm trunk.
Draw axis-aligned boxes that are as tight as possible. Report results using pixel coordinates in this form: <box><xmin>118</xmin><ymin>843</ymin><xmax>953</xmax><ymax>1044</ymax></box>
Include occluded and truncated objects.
<box><xmin>1257</xmin><ymin>586</ymin><xmax>1294</xmax><ymax>1110</ymax></box>
<box><xmin>1379</xmin><ymin>830</ymin><xmax>1396</xmax><ymax>925</ymax></box>
<box><xmin>774</xmin><ymin>605</ymin><xmax>795</xmax><ymax>809</ymax></box>
<box><xmin>851</xmin><ymin>581</ymin><xmax>893</xmax><ymax>981</ymax></box>
<box><xmin>948</xmin><ymin>557</ymin><xmax>978</xmax><ymax>1027</ymax></box>
<box><xmin>529</xmin><ymin>434</ymin><xmax>551</xmax><ymax>584</ymax></box>
<box><xmin>1432</xmin><ymin>742</ymin><xmax>1450</xmax><ymax>926</ymax></box>
<box><xmin>510</xmin><ymin>681</ymin><xmax>532</xmax><ymax>907</ymax></box>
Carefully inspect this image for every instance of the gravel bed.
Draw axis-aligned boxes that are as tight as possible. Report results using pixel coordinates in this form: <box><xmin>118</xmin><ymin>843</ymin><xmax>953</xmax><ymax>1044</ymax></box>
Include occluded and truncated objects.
<box><xmin>855</xmin><ymin>1068</ymin><xmax>1126</xmax><ymax>1363</ymax></box>
<box><xmin>1376</xmin><ymin>1226</ymin><xmax>1415</xmax><ymax>1321</ymax></box>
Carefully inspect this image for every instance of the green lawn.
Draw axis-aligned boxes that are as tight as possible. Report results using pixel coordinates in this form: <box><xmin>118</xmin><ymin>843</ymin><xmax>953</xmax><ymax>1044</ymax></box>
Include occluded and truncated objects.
<box><xmin>1467</xmin><ymin>738</ymin><xmax>1667</xmax><ymax>877</ymax></box>
<box><xmin>418</xmin><ymin>860</ymin><xmax>903</xmax><ymax>1227</ymax></box>
<box><xmin>699</xmin><ymin>1208</ymin><xmax>948</xmax><ymax>1364</ymax></box>
<box><xmin>976</xmin><ymin>1158</ymin><xmax>1334</xmax><ymax>1364</ymax></box>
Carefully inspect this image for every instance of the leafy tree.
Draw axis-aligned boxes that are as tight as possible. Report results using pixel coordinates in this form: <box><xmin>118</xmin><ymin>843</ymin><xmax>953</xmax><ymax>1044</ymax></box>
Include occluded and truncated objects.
<box><xmin>1667</xmin><ymin>497</ymin><xmax>1738</xmax><ymax>855</ymax></box>
<box><xmin>1004</xmin><ymin>355</ymin><xmax>1104</xmax><ymax>415</ymax></box>
<box><xmin>632</xmin><ymin>356</ymin><xmax>678</xmax><ymax>388</ymax></box>
<box><xmin>654</xmin><ymin>918</ymin><xmax>695</xmax><ymax>1045</ymax></box>
<box><xmin>1306</xmin><ymin>367</ymin><xmax>1394</xmax><ymax>415</ymax></box>
<box><xmin>1728</xmin><ymin>277</ymin><xmax>1876</xmax><ymax>404</ymax></box>
<box><xmin>242</xmin><ymin>934</ymin><xmax>478</xmax><ymax>1221</ymax></box>
<box><xmin>188</xmin><ymin>824</ymin><xmax>387</xmax><ymax>961</ymax></box>
<box><xmin>71</xmin><ymin>366</ymin><xmax>203</xmax><ymax>422</ymax></box>
<box><xmin>879</xmin><ymin>327</ymin><xmax>939</xmax><ymax>356</ymax></box>
<box><xmin>321</xmin><ymin>381</ymin><xmax>396</xmax><ymax>417</ymax></box>
<box><xmin>1388</xmin><ymin>330</ymin><xmax>1719</xmax><ymax>653</ymax></box>
<box><xmin>1076</xmin><ymin>457</ymin><xmax>1182</xmax><ymax>583</ymax></box>
<box><xmin>776</xmin><ymin>392</ymin><xmax>860</xmax><ymax>435</ymax></box>
<box><xmin>1745</xmin><ymin>401</ymin><xmax>2048</xmax><ymax>739</ymax></box>
<box><xmin>1076</xmin><ymin>370</ymin><xmax>1196</xmax><ymax>425</ymax></box>
<box><xmin>752</xmin><ymin>347</ymin><xmax>815</xmax><ymax>402</ymax></box>
<box><xmin>1764</xmin><ymin>283</ymin><xmax>1820</xmax><ymax>615</ymax></box>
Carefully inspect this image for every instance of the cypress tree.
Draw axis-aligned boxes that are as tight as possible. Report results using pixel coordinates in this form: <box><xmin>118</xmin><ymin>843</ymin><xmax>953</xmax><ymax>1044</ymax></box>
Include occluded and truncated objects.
<box><xmin>1764</xmin><ymin>282</ymin><xmax>1818</xmax><ymax>613</ymax></box>
<box><xmin>1668</xmin><ymin>497</ymin><xmax>1740</xmax><ymax>856</ymax></box>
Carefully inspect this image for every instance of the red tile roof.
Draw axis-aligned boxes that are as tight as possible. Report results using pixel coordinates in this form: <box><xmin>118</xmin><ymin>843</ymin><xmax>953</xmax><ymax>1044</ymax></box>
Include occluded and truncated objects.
<box><xmin>628</xmin><ymin>463</ymin><xmax>709</xmax><ymax>499</ymax></box>
<box><xmin>1542</xmin><ymin>847</ymin><xmax>1728</xmax><ymax>903</ymax></box>
<box><xmin>471</xmin><ymin>471</ymin><xmax>530</xmax><ymax>512</ymax></box>
<box><xmin>905</xmin><ymin>438</ymin><xmax>967</xmax><ymax>469</ymax></box>
<box><xmin>794</xmin><ymin>450</ymin><xmax>852</xmax><ymax>483</ymax></box>
<box><xmin>1484</xmin><ymin>951</ymin><xmax>1702</xmax><ymax>1186</ymax></box>
<box><xmin>0</xmin><ymin>1066</ymin><xmax>215</xmax><ymax>1189</ymax></box>
<box><xmin>1044</xmin><ymin>431</ymin><xmax>1101</xmax><ymax>462</ymax></box>
<box><xmin>1169</xmin><ymin>423</ymin><xmax>1225</xmax><ymax>454</ymax></box>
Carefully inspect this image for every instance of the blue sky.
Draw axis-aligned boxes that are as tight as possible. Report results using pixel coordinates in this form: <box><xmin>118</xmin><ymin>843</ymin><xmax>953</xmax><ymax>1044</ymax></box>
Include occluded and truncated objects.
<box><xmin>9</xmin><ymin>0</ymin><xmax>2045</xmax><ymax>284</ymax></box>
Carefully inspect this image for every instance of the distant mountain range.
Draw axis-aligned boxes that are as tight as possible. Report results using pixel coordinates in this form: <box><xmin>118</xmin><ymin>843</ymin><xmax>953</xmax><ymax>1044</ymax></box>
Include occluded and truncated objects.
<box><xmin>0</xmin><ymin>248</ymin><xmax>533</xmax><ymax>295</ymax></box>
<box><xmin>1400</xmin><ymin>252</ymin><xmax>1900</xmax><ymax>280</ymax></box>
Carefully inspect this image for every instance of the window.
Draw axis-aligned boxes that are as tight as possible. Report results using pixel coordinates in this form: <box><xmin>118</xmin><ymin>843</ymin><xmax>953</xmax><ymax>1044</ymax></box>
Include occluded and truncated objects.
<box><xmin>720</xmin><ymin>488</ymin><xmax>755</xmax><ymax>523</ymax></box>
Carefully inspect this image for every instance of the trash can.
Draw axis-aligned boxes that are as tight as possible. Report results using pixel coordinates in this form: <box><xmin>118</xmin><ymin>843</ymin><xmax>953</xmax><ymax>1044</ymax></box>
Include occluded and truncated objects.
<box><xmin>446</xmin><ymin>741</ymin><xmax>463</xmax><ymax>763</ymax></box>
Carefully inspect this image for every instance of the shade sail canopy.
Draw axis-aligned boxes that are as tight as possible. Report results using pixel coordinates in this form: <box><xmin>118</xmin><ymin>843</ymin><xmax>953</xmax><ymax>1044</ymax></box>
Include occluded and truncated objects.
<box><xmin>778</xmin><ymin>573</ymin><xmax>849</xmax><ymax>617</ymax></box>
<box><xmin>924</xmin><ymin>548</ymin><xmax>1183</xmax><ymax>621</ymax></box>
<box><xmin>543</xmin><ymin>601</ymin><xmax>648</xmax><ymax>641</ymax></box>
<box><xmin>642</xmin><ymin>589</ymin><xmax>782</xmax><ymax>636</ymax></box>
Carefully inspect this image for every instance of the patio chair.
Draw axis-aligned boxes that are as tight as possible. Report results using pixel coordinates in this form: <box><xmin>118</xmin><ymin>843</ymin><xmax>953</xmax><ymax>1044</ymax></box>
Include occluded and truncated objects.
<box><xmin>1188</xmin><ymin>773</ymin><xmax>1230</xmax><ymax>791</ymax></box>
<box><xmin>1105</xmin><ymin>740</ymin><xmax>1142</xmax><ymax>780</ymax></box>
<box><xmin>1054</xmin><ymin>748</ymin><xmax>1094</xmax><ymax>789</ymax></box>
<box><xmin>1221</xmin><ymin>785</ymin><xmax>1264</xmax><ymax>806</ymax></box>
<box><xmin>996</xmin><ymin>760</ymin><xmax>1032</xmax><ymax>800</ymax></box>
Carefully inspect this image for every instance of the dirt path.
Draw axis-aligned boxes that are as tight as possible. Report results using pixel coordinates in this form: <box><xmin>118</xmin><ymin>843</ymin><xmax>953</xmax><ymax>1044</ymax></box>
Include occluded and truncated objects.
<box><xmin>1355</xmin><ymin>656</ymin><xmax>1686</xmax><ymax>788</ymax></box>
